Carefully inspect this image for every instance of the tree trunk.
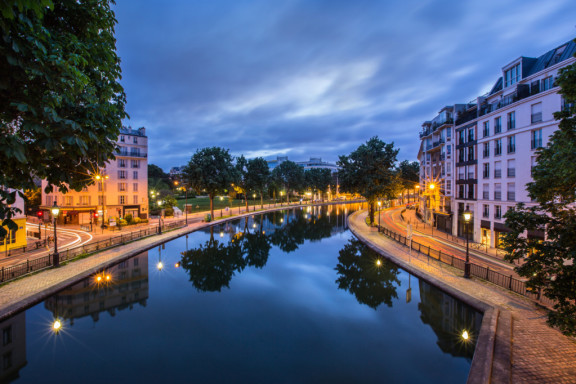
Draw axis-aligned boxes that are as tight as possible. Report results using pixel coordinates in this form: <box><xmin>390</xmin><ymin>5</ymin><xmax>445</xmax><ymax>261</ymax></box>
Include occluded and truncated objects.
<box><xmin>260</xmin><ymin>192</ymin><xmax>263</xmax><ymax>208</ymax></box>
<box><xmin>369</xmin><ymin>201</ymin><xmax>375</xmax><ymax>225</ymax></box>
<box><xmin>209</xmin><ymin>193</ymin><xmax>214</xmax><ymax>219</ymax></box>
<box><xmin>245</xmin><ymin>195</ymin><xmax>248</xmax><ymax>211</ymax></box>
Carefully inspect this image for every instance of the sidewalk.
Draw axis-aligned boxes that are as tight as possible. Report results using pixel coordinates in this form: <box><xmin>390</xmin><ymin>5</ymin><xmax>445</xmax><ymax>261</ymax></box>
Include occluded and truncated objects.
<box><xmin>350</xmin><ymin>210</ymin><xmax>576</xmax><ymax>384</ymax></box>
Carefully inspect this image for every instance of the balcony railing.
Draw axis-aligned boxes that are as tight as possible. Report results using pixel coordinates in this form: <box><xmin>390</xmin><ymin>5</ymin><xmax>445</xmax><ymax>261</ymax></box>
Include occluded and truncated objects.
<box><xmin>116</xmin><ymin>151</ymin><xmax>148</xmax><ymax>158</ymax></box>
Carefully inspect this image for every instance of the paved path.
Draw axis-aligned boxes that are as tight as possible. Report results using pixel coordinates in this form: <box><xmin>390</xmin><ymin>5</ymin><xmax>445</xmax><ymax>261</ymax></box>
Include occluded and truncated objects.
<box><xmin>350</xmin><ymin>210</ymin><xmax>576</xmax><ymax>384</ymax></box>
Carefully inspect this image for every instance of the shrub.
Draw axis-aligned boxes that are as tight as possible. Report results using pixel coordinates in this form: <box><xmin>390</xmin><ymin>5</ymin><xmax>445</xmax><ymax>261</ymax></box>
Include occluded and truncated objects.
<box><xmin>132</xmin><ymin>217</ymin><xmax>141</xmax><ymax>224</ymax></box>
<box><xmin>125</xmin><ymin>214</ymin><xmax>133</xmax><ymax>223</ymax></box>
<box><xmin>118</xmin><ymin>219</ymin><xmax>128</xmax><ymax>226</ymax></box>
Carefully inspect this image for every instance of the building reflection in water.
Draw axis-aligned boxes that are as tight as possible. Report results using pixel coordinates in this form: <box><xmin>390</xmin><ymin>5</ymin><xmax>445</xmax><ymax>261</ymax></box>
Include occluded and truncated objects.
<box><xmin>44</xmin><ymin>252</ymin><xmax>149</xmax><ymax>325</ymax></box>
<box><xmin>418</xmin><ymin>280</ymin><xmax>483</xmax><ymax>360</ymax></box>
<box><xmin>0</xmin><ymin>312</ymin><xmax>26</xmax><ymax>383</ymax></box>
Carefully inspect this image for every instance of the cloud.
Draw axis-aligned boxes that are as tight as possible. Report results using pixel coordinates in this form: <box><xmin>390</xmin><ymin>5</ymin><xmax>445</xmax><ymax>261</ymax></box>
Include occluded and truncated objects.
<box><xmin>113</xmin><ymin>0</ymin><xmax>576</xmax><ymax>169</ymax></box>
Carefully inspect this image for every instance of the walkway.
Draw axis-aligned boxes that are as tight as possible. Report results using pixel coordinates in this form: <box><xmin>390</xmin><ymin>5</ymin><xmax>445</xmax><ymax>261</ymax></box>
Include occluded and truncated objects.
<box><xmin>350</xmin><ymin>210</ymin><xmax>576</xmax><ymax>384</ymax></box>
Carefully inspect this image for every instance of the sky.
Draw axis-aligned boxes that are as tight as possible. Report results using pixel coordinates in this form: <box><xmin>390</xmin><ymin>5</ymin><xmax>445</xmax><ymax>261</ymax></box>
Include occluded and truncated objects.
<box><xmin>112</xmin><ymin>0</ymin><xmax>576</xmax><ymax>171</ymax></box>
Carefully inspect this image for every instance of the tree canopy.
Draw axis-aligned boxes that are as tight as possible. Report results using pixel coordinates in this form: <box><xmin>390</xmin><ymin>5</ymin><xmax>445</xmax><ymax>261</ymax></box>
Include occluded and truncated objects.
<box><xmin>271</xmin><ymin>160</ymin><xmax>305</xmax><ymax>201</ymax></box>
<box><xmin>0</xmin><ymin>0</ymin><xmax>126</xmax><ymax>236</ymax></box>
<box><xmin>305</xmin><ymin>168</ymin><xmax>333</xmax><ymax>201</ymax></box>
<box><xmin>245</xmin><ymin>157</ymin><xmax>270</xmax><ymax>207</ymax></box>
<box><xmin>337</xmin><ymin>137</ymin><xmax>400</xmax><ymax>224</ymax></box>
<box><xmin>184</xmin><ymin>147</ymin><xmax>237</xmax><ymax>218</ymax></box>
<box><xmin>502</xmin><ymin>50</ymin><xmax>576</xmax><ymax>336</ymax></box>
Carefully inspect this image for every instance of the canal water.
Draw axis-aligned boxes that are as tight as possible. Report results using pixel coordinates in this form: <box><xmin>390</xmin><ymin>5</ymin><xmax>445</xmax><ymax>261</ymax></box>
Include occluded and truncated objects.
<box><xmin>1</xmin><ymin>204</ymin><xmax>482</xmax><ymax>383</ymax></box>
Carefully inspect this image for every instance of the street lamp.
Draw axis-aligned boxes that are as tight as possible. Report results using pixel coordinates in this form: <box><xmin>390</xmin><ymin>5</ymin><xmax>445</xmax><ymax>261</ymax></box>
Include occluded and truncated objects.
<box><xmin>377</xmin><ymin>200</ymin><xmax>382</xmax><ymax>228</ymax></box>
<box><xmin>463</xmin><ymin>205</ymin><xmax>472</xmax><ymax>278</ymax></box>
<box><xmin>157</xmin><ymin>200</ymin><xmax>162</xmax><ymax>234</ymax></box>
<box><xmin>95</xmin><ymin>173</ymin><xmax>109</xmax><ymax>230</ymax></box>
<box><xmin>51</xmin><ymin>201</ymin><xmax>60</xmax><ymax>267</ymax></box>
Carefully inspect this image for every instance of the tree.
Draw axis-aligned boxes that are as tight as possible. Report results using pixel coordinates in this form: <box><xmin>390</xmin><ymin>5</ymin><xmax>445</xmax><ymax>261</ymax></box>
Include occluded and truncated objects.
<box><xmin>233</xmin><ymin>155</ymin><xmax>250</xmax><ymax>210</ymax></box>
<box><xmin>398</xmin><ymin>160</ymin><xmax>420</xmax><ymax>203</ymax></box>
<box><xmin>246</xmin><ymin>157</ymin><xmax>270</xmax><ymax>208</ymax></box>
<box><xmin>0</xmin><ymin>0</ymin><xmax>127</xmax><ymax>237</ymax></box>
<box><xmin>337</xmin><ymin>137</ymin><xmax>401</xmax><ymax>224</ymax></box>
<box><xmin>271</xmin><ymin>160</ymin><xmax>304</xmax><ymax>203</ymax></box>
<box><xmin>304</xmin><ymin>168</ymin><xmax>332</xmax><ymax>201</ymax></box>
<box><xmin>184</xmin><ymin>147</ymin><xmax>237</xmax><ymax>219</ymax></box>
<box><xmin>502</xmin><ymin>52</ymin><xmax>576</xmax><ymax>336</ymax></box>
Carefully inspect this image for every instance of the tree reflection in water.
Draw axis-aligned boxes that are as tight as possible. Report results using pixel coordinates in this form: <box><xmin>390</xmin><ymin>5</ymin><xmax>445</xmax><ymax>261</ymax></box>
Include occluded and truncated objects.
<box><xmin>335</xmin><ymin>238</ymin><xmax>401</xmax><ymax>309</ymax></box>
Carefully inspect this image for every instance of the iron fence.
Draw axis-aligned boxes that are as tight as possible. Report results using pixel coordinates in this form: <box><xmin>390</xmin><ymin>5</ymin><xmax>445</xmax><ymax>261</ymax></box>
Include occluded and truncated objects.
<box><xmin>377</xmin><ymin>224</ymin><xmax>555</xmax><ymax>308</ymax></box>
<box><xmin>0</xmin><ymin>220</ymin><xmax>188</xmax><ymax>284</ymax></box>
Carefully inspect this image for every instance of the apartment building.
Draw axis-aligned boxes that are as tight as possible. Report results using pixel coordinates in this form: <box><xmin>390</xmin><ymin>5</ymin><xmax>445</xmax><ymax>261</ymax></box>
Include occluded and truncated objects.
<box><xmin>418</xmin><ymin>39</ymin><xmax>576</xmax><ymax>248</ymax></box>
<box><xmin>0</xmin><ymin>188</ymin><xmax>27</xmax><ymax>252</ymax></box>
<box><xmin>40</xmin><ymin>127</ymin><xmax>149</xmax><ymax>226</ymax></box>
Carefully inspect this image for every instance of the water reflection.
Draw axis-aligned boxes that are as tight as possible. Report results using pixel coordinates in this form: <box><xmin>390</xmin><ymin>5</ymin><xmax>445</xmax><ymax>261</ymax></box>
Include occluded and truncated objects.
<box><xmin>335</xmin><ymin>238</ymin><xmax>401</xmax><ymax>309</ymax></box>
<box><xmin>0</xmin><ymin>313</ymin><xmax>26</xmax><ymax>383</ymax></box>
<box><xmin>44</xmin><ymin>252</ymin><xmax>149</xmax><ymax>325</ymax></box>
<box><xmin>418</xmin><ymin>280</ymin><xmax>483</xmax><ymax>360</ymax></box>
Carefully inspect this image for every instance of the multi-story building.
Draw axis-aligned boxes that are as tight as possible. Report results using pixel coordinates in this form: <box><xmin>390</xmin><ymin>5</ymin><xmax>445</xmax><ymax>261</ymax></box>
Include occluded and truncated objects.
<box><xmin>40</xmin><ymin>127</ymin><xmax>149</xmax><ymax>225</ymax></box>
<box><xmin>418</xmin><ymin>39</ymin><xmax>576</xmax><ymax>248</ymax></box>
<box><xmin>0</xmin><ymin>188</ymin><xmax>27</xmax><ymax>252</ymax></box>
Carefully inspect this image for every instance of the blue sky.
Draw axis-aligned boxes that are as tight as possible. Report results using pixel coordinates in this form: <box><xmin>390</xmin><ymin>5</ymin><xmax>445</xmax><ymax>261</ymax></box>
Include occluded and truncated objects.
<box><xmin>113</xmin><ymin>0</ymin><xmax>576</xmax><ymax>170</ymax></box>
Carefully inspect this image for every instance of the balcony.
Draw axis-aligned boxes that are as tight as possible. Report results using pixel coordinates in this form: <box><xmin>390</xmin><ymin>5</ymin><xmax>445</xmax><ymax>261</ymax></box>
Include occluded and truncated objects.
<box><xmin>116</xmin><ymin>151</ymin><xmax>148</xmax><ymax>158</ymax></box>
<box><xmin>507</xmin><ymin>168</ymin><xmax>516</xmax><ymax>177</ymax></box>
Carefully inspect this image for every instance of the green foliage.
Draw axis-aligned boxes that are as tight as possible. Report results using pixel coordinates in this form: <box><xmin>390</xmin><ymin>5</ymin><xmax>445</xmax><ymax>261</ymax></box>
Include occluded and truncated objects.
<box><xmin>148</xmin><ymin>164</ymin><xmax>169</xmax><ymax>180</ymax></box>
<box><xmin>271</xmin><ymin>160</ymin><xmax>305</xmax><ymax>199</ymax></box>
<box><xmin>305</xmin><ymin>168</ymin><xmax>332</xmax><ymax>199</ymax></box>
<box><xmin>0</xmin><ymin>0</ymin><xmax>126</xmax><ymax>236</ymax></box>
<box><xmin>124</xmin><ymin>213</ymin><xmax>133</xmax><ymax>224</ymax></box>
<box><xmin>337</xmin><ymin>137</ymin><xmax>401</xmax><ymax>224</ymax></box>
<box><xmin>246</xmin><ymin>157</ymin><xmax>270</xmax><ymax>206</ymax></box>
<box><xmin>233</xmin><ymin>155</ymin><xmax>250</xmax><ymax>208</ymax></box>
<box><xmin>24</xmin><ymin>187</ymin><xmax>41</xmax><ymax>211</ymax></box>
<box><xmin>184</xmin><ymin>147</ymin><xmax>238</xmax><ymax>218</ymax></box>
<box><xmin>502</xmin><ymin>50</ymin><xmax>576</xmax><ymax>336</ymax></box>
<box><xmin>398</xmin><ymin>160</ymin><xmax>420</xmax><ymax>187</ymax></box>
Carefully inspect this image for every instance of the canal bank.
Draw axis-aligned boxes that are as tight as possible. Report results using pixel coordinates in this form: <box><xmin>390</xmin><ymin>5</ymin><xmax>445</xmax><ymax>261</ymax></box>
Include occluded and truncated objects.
<box><xmin>348</xmin><ymin>210</ymin><xmax>576</xmax><ymax>384</ymax></box>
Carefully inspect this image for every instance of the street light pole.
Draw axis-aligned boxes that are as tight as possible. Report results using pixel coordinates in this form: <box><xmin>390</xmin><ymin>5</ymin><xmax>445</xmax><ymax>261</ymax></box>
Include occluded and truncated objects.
<box><xmin>377</xmin><ymin>200</ymin><xmax>381</xmax><ymax>228</ymax></box>
<box><xmin>51</xmin><ymin>202</ymin><xmax>60</xmax><ymax>267</ymax></box>
<box><xmin>463</xmin><ymin>205</ymin><xmax>472</xmax><ymax>278</ymax></box>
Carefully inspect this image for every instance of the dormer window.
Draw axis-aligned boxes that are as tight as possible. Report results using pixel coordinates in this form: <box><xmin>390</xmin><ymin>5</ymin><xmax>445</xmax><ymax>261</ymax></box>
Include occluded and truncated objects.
<box><xmin>504</xmin><ymin>63</ymin><xmax>520</xmax><ymax>88</ymax></box>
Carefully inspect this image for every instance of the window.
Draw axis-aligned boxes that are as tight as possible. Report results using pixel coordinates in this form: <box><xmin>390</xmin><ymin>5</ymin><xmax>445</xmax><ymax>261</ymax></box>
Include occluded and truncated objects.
<box><xmin>119</xmin><ymin>195</ymin><xmax>126</xmax><ymax>205</ymax></box>
<box><xmin>65</xmin><ymin>196</ymin><xmax>73</xmax><ymax>206</ymax></box>
<box><xmin>541</xmin><ymin>76</ymin><xmax>554</xmax><ymax>91</ymax></box>
<box><xmin>494</xmin><ymin>183</ymin><xmax>502</xmax><ymax>201</ymax></box>
<box><xmin>507</xmin><ymin>159</ymin><xmax>516</xmax><ymax>177</ymax></box>
<box><xmin>467</xmin><ymin>184</ymin><xmax>474</xmax><ymax>200</ymax></box>
<box><xmin>133</xmin><ymin>195</ymin><xmax>138</xmax><ymax>204</ymax></box>
<box><xmin>131</xmin><ymin>160</ymin><xmax>140</xmax><ymax>168</ymax></box>
<box><xmin>495</xmin><ymin>205</ymin><xmax>502</xmax><ymax>219</ymax></box>
<box><xmin>531</xmin><ymin>129</ymin><xmax>543</xmax><ymax>149</ymax></box>
<box><xmin>504</xmin><ymin>64</ymin><xmax>520</xmax><ymax>87</ymax></box>
<box><xmin>483</xmin><ymin>163</ymin><xmax>490</xmax><ymax>179</ymax></box>
<box><xmin>483</xmin><ymin>121</ymin><xmax>490</xmax><ymax>137</ymax></box>
<box><xmin>0</xmin><ymin>230</ymin><xmax>16</xmax><ymax>246</ymax></box>
<box><xmin>447</xmin><ymin>129</ymin><xmax>452</xmax><ymax>140</ymax></box>
<box><xmin>98</xmin><ymin>196</ymin><xmax>106</xmax><ymax>205</ymax></box>
<box><xmin>97</xmin><ymin>182</ymin><xmax>106</xmax><ymax>192</ymax></box>
<box><xmin>458</xmin><ymin>149</ymin><xmax>465</xmax><ymax>163</ymax></box>
<box><xmin>495</xmin><ymin>139</ymin><xmax>502</xmax><ymax>156</ymax></box>
<box><xmin>483</xmin><ymin>142</ymin><xmax>490</xmax><ymax>158</ymax></box>
<box><xmin>118</xmin><ymin>170</ymin><xmax>127</xmax><ymax>179</ymax></box>
<box><xmin>467</xmin><ymin>128</ymin><xmax>474</xmax><ymax>142</ymax></box>
<box><xmin>483</xmin><ymin>204</ymin><xmax>489</xmax><ymax>218</ymax></box>
<box><xmin>483</xmin><ymin>184</ymin><xmax>489</xmax><ymax>200</ymax></box>
<box><xmin>458</xmin><ymin>185</ymin><xmax>465</xmax><ymax>199</ymax></box>
<box><xmin>46</xmin><ymin>195</ymin><xmax>53</xmax><ymax>206</ymax></box>
<box><xmin>467</xmin><ymin>146</ymin><xmax>474</xmax><ymax>161</ymax></box>
<box><xmin>119</xmin><ymin>159</ymin><xmax>127</xmax><ymax>168</ymax></box>
<box><xmin>562</xmin><ymin>96</ymin><xmax>575</xmax><ymax>112</ymax></box>
<box><xmin>507</xmin><ymin>135</ymin><xmax>516</xmax><ymax>154</ymax></box>
<box><xmin>507</xmin><ymin>111</ymin><xmax>515</xmax><ymax>130</ymax></box>
<box><xmin>446</xmin><ymin>180</ymin><xmax>451</xmax><ymax>193</ymax></box>
<box><xmin>120</xmin><ymin>135</ymin><xmax>125</xmax><ymax>142</ymax></box>
<box><xmin>118</xmin><ymin>183</ymin><xmax>127</xmax><ymax>192</ymax></box>
<box><xmin>494</xmin><ymin>161</ymin><xmax>502</xmax><ymax>179</ymax></box>
<box><xmin>531</xmin><ymin>103</ymin><xmax>542</xmax><ymax>124</ymax></box>
<box><xmin>494</xmin><ymin>117</ymin><xmax>502</xmax><ymax>134</ymax></box>
<box><xmin>2</xmin><ymin>326</ymin><xmax>12</xmax><ymax>346</ymax></box>
<box><xmin>79</xmin><ymin>196</ymin><xmax>91</xmax><ymax>206</ymax></box>
<box><xmin>507</xmin><ymin>183</ymin><xmax>516</xmax><ymax>201</ymax></box>
<box><xmin>130</xmin><ymin>148</ymin><xmax>141</xmax><ymax>156</ymax></box>
<box><xmin>133</xmin><ymin>136</ymin><xmax>138</xmax><ymax>144</ymax></box>
<box><xmin>133</xmin><ymin>171</ymin><xmax>138</xmax><ymax>179</ymax></box>
<box><xmin>133</xmin><ymin>183</ymin><xmax>138</xmax><ymax>192</ymax></box>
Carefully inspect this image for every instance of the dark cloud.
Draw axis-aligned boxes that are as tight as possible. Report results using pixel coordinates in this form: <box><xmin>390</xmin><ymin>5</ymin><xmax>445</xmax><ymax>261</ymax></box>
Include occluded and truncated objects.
<box><xmin>113</xmin><ymin>0</ymin><xmax>576</xmax><ymax>170</ymax></box>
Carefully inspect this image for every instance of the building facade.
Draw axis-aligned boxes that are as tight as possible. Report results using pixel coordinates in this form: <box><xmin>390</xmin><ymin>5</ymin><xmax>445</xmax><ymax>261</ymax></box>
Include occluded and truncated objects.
<box><xmin>418</xmin><ymin>39</ymin><xmax>576</xmax><ymax>248</ymax></box>
<box><xmin>0</xmin><ymin>188</ymin><xmax>27</xmax><ymax>252</ymax></box>
<box><xmin>40</xmin><ymin>127</ymin><xmax>149</xmax><ymax>225</ymax></box>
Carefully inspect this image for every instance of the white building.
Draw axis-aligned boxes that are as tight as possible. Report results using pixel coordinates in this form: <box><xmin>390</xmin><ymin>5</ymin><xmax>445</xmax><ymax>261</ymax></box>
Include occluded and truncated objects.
<box><xmin>41</xmin><ymin>127</ymin><xmax>149</xmax><ymax>225</ymax></box>
<box><xmin>419</xmin><ymin>39</ymin><xmax>576</xmax><ymax>248</ymax></box>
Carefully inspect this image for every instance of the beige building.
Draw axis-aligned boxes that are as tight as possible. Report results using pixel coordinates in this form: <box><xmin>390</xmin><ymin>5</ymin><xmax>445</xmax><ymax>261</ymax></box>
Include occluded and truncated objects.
<box><xmin>40</xmin><ymin>127</ymin><xmax>149</xmax><ymax>225</ymax></box>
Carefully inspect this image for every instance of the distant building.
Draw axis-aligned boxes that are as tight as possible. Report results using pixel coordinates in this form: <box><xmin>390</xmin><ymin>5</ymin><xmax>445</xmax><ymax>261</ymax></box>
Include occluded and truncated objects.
<box><xmin>0</xmin><ymin>188</ymin><xmax>27</xmax><ymax>252</ymax></box>
<box><xmin>267</xmin><ymin>156</ymin><xmax>339</xmax><ymax>173</ymax></box>
<box><xmin>40</xmin><ymin>126</ymin><xmax>149</xmax><ymax>225</ymax></box>
<box><xmin>418</xmin><ymin>38</ymin><xmax>576</xmax><ymax>248</ymax></box>
<box><xmin>267</xmin><ymin>156</ymin><xmax>289</xmax><ymax>170</ymax></box>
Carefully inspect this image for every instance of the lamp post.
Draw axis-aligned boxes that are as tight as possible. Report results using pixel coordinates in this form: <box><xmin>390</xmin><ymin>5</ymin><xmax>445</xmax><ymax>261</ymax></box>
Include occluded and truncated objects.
<box><xmin>51</xmin><ymin>201</ymin><xmax>60</xmax><ymax>267</ymax></box>
<box><xmin>157</xmin><ymin>200</ymin><xmax>162</xmax><ymax>234</ymax></box>
<box><xmin>184</xmin><ymin>187</ymin><xmax>188</xmax><ymax>225</ymax></box>
<box><xmin>377</xmin><ymin>200</ymin><xmax>382</xmax><ymax>228</ymax></box>
<box><xmin>95</xmin><ymin>173</ymin><xmax>109</xmax><ymax>230</ymax></box>
<box><xmin>463</xmin><ymin>205</ymin><xmax>472</xmax><ymax>278</ymax></box>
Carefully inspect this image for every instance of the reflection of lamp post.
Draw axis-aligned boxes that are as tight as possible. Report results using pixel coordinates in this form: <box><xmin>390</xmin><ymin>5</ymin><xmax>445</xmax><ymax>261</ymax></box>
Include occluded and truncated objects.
<box><xmin>157</xmin><ymin>245</ymin><xmax>163</xmax><ymax>270</ymax></box>
<box><xmin>463</xmin><ymin>205</ymin><xmax>472</xmax><ymax>278</ymax></box>
<box><xmin>51</xmin><ymin>201</ymin><xmax>60</xmax><ymax>267</ymax></box>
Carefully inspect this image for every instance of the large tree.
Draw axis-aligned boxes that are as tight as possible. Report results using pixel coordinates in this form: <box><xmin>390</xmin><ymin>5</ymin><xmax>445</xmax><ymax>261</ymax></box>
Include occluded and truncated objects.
<box><xmin>398</xmin><ymin>160</ymin><xmax>420</xmax><ymax>203</ymax></box>
<box><xmin>304</xmin><ymin>168</ymin><xmax>332</xmax><ymax>201</ymax></box>
<box><xmin>337</xmin><ymin>137</ymin><xmax>401</xmax><ymax>224</ymax></box>
<box><xmin>271</xmin><ymin>160</ymin><xmax>304</xmax><ymax>203</ymax></box>
<box><xmin>0</xmin><ymin>0</ymin><xmax>126</xmax><ymax>236</ymax></box>
<box><xmin>246</xmin><ymin>157</ymin><xmax>270</xmax><ymax>208</ymax></box>
<box><xmin>184</xmin><ymin>147</ymin><xmax>237</xmax><ymax>219</ymax></box>
<box><xmin>502</xmin><ymin>51</ymin><xmax>576</xmax><ymax>336</ymax></box>
<box><xmin>233</xmin><ymin>155</ymin><xmax>250</xmax><ymax>210</ymax></box>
